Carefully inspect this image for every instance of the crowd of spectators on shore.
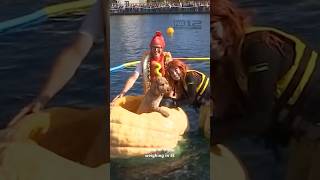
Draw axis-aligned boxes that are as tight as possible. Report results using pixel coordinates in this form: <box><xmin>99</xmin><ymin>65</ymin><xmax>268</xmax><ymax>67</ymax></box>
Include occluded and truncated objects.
<box><xmin>110</xmin><ymin>1</ymin><xmax>210</xmax><ymax>11</ymax></box>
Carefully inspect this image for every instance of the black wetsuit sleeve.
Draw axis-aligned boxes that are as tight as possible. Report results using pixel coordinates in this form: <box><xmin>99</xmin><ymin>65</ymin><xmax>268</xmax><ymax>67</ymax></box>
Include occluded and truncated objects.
<box><xmin>175</xmin><ymin>73</ymin><xmax>200</xmax><ymax>106</ymax></box>
<box><xmin>213</xmin><ymin>40</ymin><xmax>283</xmax><ymax>143</ymax></box>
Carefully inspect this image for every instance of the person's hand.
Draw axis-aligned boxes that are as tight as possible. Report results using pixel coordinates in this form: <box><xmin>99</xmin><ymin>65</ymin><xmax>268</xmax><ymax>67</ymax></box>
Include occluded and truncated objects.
<box><xmin>110</xmin><ymin>93</ymin><xmax>125</xmax><ymax>106</ymax></box>
<box><xmin>8</xmin><ymin>96</ymin><xmax>50</xmax><ymax>127</ymax></box>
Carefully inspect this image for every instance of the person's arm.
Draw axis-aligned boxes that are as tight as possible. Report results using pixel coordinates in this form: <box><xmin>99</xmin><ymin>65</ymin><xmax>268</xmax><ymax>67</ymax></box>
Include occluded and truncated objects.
<box><xmin>118</xmin><ymin>71</ymin><xmax>140</xmax><ymax>96</ymax></box>
<box><xmin>10</xmin><ymin>1</ymin><xmax>102</xmax><ymax>127</ymax></box>
<box><xmin>111</xmin><ymin>60</ymin><xmax>143</xmax><ymax>104</ymax></box>
<box><xmin>9</xmin><ymin>33</ymin><xmax>94</xmax><ymax>127</ymax></box>
<box><xmin>111</xmin><ymin>50</ymin><xmax>152</xmax><ymax>104</ymax></box>
<box><xmin>175</xmin><ymin>72</ymin><xmax>199</xmax><ymax>105</ymax></box>
<box><xmin>39</xmin><ymin>33</ymin><xmax>94</xmax><ymax>100</ymax></box>
<box><xmin>213</xmin><ymin>41</ymin><xmax>282</xmax><ymax>143</ymax></box>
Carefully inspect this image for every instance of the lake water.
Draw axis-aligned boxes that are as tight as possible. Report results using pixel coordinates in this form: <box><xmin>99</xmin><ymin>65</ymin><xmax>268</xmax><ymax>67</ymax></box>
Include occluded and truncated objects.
<box><xmin>110</xmin><ymin>14</ymin><xmax>210</xmax><ymax>180</ymax></box>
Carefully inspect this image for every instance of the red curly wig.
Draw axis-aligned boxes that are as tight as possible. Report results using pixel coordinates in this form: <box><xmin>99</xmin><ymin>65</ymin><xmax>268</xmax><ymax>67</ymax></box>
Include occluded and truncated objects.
<box><xmin>165</xmin><ymin>59</ymin><xmax>189</xmax><ymax>97</ymax></box>
<box><xmin>212</xmin><ymin>0</ymin><xmax>251</xmax><ymax>54</ymax></box>
<box><xmin>212</xmin><ymin>0</ymin><xmax>285</xmax><ymax>56</ymax></box>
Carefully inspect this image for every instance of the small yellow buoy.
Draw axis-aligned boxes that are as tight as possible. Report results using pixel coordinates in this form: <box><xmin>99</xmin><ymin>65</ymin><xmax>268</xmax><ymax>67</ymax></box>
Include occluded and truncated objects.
<box><xmin>166</xmin><ymin>26</ymin><xmax>174</xmax><ymax>36</ymax></box>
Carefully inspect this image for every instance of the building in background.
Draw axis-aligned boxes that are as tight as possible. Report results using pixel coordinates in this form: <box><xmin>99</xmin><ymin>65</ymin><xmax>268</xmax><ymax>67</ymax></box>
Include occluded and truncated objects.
<box><xmin>112</xmin><ymin>0</ymin><xmax>210</xmax><ymax>5</ymax></box>
<box><xmin>115</xmin><ymin>0</ymin><xmax>147</xmax><ymax>6</ymax></box>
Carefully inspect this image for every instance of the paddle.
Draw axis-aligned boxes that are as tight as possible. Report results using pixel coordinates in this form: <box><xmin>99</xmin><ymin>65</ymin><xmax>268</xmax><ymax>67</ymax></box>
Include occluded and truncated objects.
<box><xmin>110</xmin><ymin>57</ymin><xmax>210</xmax><ymax>72</ymax></box>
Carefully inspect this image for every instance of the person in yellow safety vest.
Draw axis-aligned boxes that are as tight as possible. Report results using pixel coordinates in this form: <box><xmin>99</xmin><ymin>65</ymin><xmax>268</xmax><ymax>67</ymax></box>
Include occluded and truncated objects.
<box><xmin>212</xmin><ymin>0</ymin><xmax>320</xmax><ymax>180</ymax></box>
<box><xmin>162</xmin><ymin>59</ymin><xmax>210</xmax><ymax>109</ymax></box>
<box><xmin>111</xmin><ymin>31</ymin><xmax>172</xmax><ymax>104</ymax></box>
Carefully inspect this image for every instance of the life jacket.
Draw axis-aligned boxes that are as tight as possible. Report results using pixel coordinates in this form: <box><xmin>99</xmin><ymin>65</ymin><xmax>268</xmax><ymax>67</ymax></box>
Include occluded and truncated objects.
<box><xmin>240</xmin><ymin>27</ymin><xmax>319</xmax><ymax>122</ymax></box>
<box><xmin>142</xmin><ymin>52</ymin><xmax>171</xmax><ymax>93</ymax></box>
<box><xmin>183</xmin><ymin>70</ymin><xmax>210</xmax><ymax>104</ymax></box>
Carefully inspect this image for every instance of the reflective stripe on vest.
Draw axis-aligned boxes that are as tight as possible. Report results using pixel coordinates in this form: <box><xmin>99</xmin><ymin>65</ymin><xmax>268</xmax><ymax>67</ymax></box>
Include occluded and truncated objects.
<box><xmin>185</xmin><ymin>70</ymin><xmax>210</xmax><ymax>100</ymax></box>
<box><xmin>246</xmin><ymin>27</ymin><xmax>318</xmax><ymax>112</ymax></box>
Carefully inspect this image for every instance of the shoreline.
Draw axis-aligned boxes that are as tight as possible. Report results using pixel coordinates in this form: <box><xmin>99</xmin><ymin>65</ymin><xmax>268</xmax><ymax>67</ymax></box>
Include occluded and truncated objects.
<box><xmin>110</xmin><ymin>11</ymin><xmax>209</xmax><ymax>16</ymax></box>
<box><xmin>110</xmin><ymin>6</ymin><xmax>210</xmax><ymax>16</ymax></box>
